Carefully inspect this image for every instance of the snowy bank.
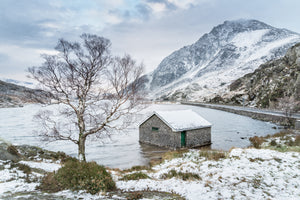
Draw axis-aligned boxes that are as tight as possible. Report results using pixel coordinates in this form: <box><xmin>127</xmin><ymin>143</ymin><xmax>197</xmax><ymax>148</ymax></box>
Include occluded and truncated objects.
<box><xmin>1</xmin><ymin>133</ymin><xmax>299</xmax><ymax>199</ymax></box>
<box><xmin>116</xmin><ymin>148</ymin><xmax>300</xmax><ymax>200</ymax></box>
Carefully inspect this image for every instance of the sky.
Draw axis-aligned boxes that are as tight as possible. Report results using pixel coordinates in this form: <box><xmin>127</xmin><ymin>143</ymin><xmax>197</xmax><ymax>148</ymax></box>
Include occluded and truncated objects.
<box><xmin>0</xmin><ymin>0</ymin><xmax>300</xmax><ymax>81</ymax></box>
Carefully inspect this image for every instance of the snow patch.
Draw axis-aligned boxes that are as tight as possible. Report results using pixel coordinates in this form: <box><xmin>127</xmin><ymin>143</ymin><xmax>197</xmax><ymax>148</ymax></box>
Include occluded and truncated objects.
<box><xmin>231</xmin><ymin>29</ymin><xmax>270</xmax><ymax>47</ymax></box>
<box><xmin>19</xmin><ymin>160</ymin><xmax>61</xmax><ymax>172</ymax></box>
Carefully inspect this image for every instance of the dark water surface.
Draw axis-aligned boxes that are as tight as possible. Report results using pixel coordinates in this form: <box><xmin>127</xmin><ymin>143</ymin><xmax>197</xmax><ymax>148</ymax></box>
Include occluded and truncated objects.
<box><xmin>0</xmin><ymin>103</ymin><xmax>279</xmax><ymax>169</ymax></box>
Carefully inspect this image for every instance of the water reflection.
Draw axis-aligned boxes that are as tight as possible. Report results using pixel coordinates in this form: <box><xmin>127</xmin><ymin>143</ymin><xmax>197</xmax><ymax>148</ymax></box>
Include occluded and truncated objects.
<box><xmin>139</xmin><ymin>143</ymin><xmax>170</xmax><ymax>164</ymax></box>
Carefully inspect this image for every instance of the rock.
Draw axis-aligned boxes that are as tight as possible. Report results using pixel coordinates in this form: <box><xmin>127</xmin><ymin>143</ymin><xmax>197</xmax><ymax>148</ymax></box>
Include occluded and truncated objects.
<box><xmin>0</xmin><ymin>141</ymin><xmax>69</xmax><ymax>162</ymax></box>
<box><xmin>0</xmin><ymin>143</ymin><xmax>21</xmax><ymax>161</ymax></box>
<box><xmin>224</xmin><ymin>42</ymin><xmax>300</xmax><ymax>108</ymax></box>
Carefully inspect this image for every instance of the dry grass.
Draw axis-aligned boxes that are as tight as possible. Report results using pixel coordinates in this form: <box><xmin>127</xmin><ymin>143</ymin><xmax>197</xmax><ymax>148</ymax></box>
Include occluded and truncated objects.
<box><xmin>198</xmin><ymin>150</ymin><xmax>226</xmax><ymax>161</ymax></box>
<box><xmin>264</xmin><ymin>130</ymin><xmax>294</xmax><ymax>139</ymax></box>
<box><xmin>122</xmin><ymin>165</ymin><xmax>151</xmax><ymax>173</ymax></box>
<box><xmin>160</xmin><ymin>169</ymin><xmax>201</xmax><ymax>181</ymax></box>
<box><xmin>148</xmin><ymin>149</ymin><xmax>189</xmax><ymax>167</ymax></box>
<box><xmin>249</xmin><ymin>136</ymin><xmax>265</xmax><ymax>148</ymax></box>
<box><xmin>162</xmin><ymin>149</ymin><xmax>189</xmax><ymax>161</ymax></box>
<box><xmin>120</xmin><ymin>172</ymin><xmax>150</xmax><ymax>181</ymax></box>
<box><xmin>252</xmin><ymin>130</ymin><xmax>300</xmax><ymax>152</ymax></box>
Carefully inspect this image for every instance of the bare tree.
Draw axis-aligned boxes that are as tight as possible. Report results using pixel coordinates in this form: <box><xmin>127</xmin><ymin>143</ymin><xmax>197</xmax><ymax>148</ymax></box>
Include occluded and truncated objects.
<box><xmin>28</xmin><ymin>34</ymin><xmax>145</xmax><ymax>162</ymax></box>
<box><xmin>278</xmin><ymin>96</ymin><xmax>299</xmax><ymax>127</ymax></box>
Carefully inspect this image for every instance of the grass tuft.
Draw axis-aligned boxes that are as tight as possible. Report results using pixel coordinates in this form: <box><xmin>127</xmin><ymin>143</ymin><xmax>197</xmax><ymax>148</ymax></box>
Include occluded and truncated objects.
<box><xmin>249</xmin><ymin>136</ymin><xmax>265</xmax><ymax>148</ymax></box>
<box><xmin>251</xmin><ymin>130</ymin><xmax>300</xmax><ymax>152</ymax></box>
<box><xmin>123</xmin><ymin>165</ymin><xmax>151</xmax><ymax>173</ymax></box>
<box><xmin>10</xmin><ymin>162</ymin><xmax>32</xmax><ymax>174</ymax></box>
<box><xmin>199</xmin><ymin>150</ymin><xmax>226</xmax><ymax>161</ymax></box>
<box><xmin>160</xmin><ymin>169</ymin><xmax>201</xmax><ymax>181</ymax></box>
<box><xmin>162</xmin><ymin>149</ymin><xmax>189</xmax><ymax>161</ymax></box>
<box><xmin>120</xmin><ymin>172</ymin><xmax>150</xmax><ymax>181</ymax></box>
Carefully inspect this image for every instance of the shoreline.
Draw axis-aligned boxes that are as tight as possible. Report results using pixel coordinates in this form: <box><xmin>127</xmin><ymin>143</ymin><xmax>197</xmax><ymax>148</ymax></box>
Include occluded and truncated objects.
<box><xmin>181</xmin><ymin>101</ymin><xmax>300</xmax><ymax>126</ymax></box>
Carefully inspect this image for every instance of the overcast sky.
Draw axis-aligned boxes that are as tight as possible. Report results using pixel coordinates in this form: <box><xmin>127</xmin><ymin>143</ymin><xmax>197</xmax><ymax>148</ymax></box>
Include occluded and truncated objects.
<box><xmin>0</xmin><ymin>0</ymin><xmax>299</xmax><ymax>81</ymax></box>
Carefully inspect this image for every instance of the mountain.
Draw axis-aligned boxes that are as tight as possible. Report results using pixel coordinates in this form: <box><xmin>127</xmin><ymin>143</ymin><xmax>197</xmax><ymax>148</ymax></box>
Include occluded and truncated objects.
<box><xmin>217</xmin><ymin>42</ymin><xmax>300</xmax><ymax>108</ymax></box>
<box><xmin>0</xmin><ymin>80</ymin><xmax>54</xmax><ymax>107</ymax></box>
<box><xmin>0</xmin><ymin>77</ymin><xmax>34</xmax><ymax>88</ymax></box>
<box><xmin>142</xmin><ymin>19</ymin><xmax>300</xmax><ymax>101</ymax></box>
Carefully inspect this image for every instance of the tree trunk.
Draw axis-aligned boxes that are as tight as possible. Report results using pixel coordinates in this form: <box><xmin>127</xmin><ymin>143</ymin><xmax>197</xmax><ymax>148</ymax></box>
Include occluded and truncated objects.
<box><xmin>78</xmin><ymin>136</ymin><xmax>86</xmax><ymax>162</ymax></box>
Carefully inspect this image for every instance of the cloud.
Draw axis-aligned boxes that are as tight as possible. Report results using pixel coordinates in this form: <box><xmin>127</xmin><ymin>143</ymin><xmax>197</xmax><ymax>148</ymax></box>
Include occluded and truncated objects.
<box><xmin>167</xmin><ymin>0</ymin><xmax>201</xmax><ymax>9</ymax></box>
<box><xmin>145</xmin><ymin>0</ymin><xmax>206</xmax><ymax>12</ymax></box>
<box><xmin>147</xmin><ymin>2</ymin><xmax>166</xmax><ymax>13</ymax></box>
<box><xmin>1</xmin><ymin>0</ymin><xmax>300</xmax><ymax>81</ymax></box>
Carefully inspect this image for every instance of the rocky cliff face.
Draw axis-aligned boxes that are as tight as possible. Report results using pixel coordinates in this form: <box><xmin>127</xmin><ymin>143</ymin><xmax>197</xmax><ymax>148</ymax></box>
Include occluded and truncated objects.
<box><xmin>0</xmin><ymin>80</ymin><xmax>54</xmax><ymax>107</ymax></box>
<box><xmin>219</xmin><ymin>43</ymin><xmax>300</xmax><ymax>108</ymax></box>
<box><xmin>142</xmin><ymin>19</ymin><xmax>300</xmax><ymax>101</ymax></box>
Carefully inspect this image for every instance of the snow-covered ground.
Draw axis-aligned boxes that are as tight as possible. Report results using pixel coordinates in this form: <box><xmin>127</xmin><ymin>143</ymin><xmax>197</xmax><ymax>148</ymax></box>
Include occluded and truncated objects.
<box><xmin>116</xmin><ymin>148</ymin><xmax>300</xmax><ymax>200</ymax></box>
<box><xmin>0</xmin><ymin>159</ymin><xmax>60</xmax><ymax>198</ymax></box>
<box><xmin>1</xmin><ymin>133</ymin><xmax>299</xmax><ymax>199</ymax></box>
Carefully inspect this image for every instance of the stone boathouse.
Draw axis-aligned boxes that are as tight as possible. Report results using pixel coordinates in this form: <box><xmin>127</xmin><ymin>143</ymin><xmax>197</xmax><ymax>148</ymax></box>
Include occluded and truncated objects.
<box><xmin>139</xmin><ymin>110</ymin><xmax>212</xmax><ymax>149</ymax></box>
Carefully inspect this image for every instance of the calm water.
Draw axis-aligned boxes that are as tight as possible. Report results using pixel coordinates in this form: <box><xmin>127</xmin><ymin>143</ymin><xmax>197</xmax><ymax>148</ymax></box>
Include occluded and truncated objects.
<box><xmin>0</xmin><ymin>103</ymin><xmax>279</xmax><ymax>169</ymax></box>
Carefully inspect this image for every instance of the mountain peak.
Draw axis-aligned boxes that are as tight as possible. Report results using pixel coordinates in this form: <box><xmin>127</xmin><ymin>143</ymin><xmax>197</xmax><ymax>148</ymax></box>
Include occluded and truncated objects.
<box><xmin>223</xmin><ymin>19</ymin><xmax>271</xmax><ymax>28</ymax></box>
<box><xmin>143</xmin><ymin>19</ymin><xmax>300</xmax><ymax>101</ymax></box>
<box><xmin>209</xmin><ymin>19</ymin><xmax>273</xmax><ymax>38</ymax></box>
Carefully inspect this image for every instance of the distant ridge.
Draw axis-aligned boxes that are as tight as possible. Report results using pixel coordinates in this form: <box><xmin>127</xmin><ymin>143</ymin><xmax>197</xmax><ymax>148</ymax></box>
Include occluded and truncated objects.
<box><xmin>0</xmin><ymin>77</ymin><xmax>34</xmax><ymax>88</ymax></box>
<box><xmin>0</xmin><ymin>80</ymin><xmax>54</xmax><ymax>107</ymax></box>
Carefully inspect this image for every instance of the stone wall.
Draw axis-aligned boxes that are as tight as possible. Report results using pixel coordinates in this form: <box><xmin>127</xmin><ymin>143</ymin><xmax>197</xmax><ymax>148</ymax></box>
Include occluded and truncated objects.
<box><xmin>139</xmin><ymin>114</ymin><xmax>211</xmax><ymax>148</ymax></box>
<box><xmin>139</xmin><ymin>115</ymin><xmax>181</xmax><ymax>148</ymax></box>
<box><xmin>186</xmin><ymin>127</ymin><xmax>211</xmax><ymax>147</ymax></box>
<box><xmin>182</xmin><ymin>102</ymin><xmax>298</xmax><ymax>126</ymax></box>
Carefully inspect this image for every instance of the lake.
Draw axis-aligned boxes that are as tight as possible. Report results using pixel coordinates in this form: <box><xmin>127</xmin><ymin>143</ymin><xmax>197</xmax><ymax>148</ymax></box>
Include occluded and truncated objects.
<box><xmin>0</xmin><ymin>103</ymin><xmax>280</xmax><ymax>169</ymax></box>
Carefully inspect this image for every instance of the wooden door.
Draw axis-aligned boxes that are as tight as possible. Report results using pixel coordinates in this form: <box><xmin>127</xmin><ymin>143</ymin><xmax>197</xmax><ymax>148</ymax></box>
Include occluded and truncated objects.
<box><xmin>181</xmin><ymin>131</ymin><xmax>186</xmax><ymax>147</ymax></box>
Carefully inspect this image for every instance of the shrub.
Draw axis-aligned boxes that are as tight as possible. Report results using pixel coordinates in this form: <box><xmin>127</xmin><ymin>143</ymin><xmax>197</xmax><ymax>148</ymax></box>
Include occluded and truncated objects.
<box><xmin>120</xmin><ymin>172</ymin><xmax>149</xmax><ymax>181</ymax></box>
<box><xmin>161</xmin><ymin>169</ymin><xmax>201</xmax><ymax>181</ymax></box>
<box><xmin>249</xmin><ymin>136</ymin><xmax>265</xmax><ymax>148</ymax></box>
<box><xmin>199</xmin><ymin>150</ymin><xmax>226</xmax><ymax>161</ymax></box>
<box><xmin>38</xmin><ymin>159</ymin><xmax>116</xmax><ymax>194</ymax></box>
<box><xmin>37</xmin><ymin>172</ymin><xmax>62</xmax><ymax>193</ymax></box>
<box><xmin>270</xmin><ymin>140</ymin><xmax>277</xmax><ymax>146</ymax></box>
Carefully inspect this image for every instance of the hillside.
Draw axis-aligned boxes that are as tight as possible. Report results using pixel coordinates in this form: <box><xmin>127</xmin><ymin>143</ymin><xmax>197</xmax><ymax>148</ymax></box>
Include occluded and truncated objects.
<box><xmin>0</xmin><ymin>80</ymin><xmax>53</xmax><ymax>107</ymax></box>
<box><xmin>219</xmin><ymin>42</ymin><xmax>300</xmax><ymax>108</ymax></box>
<box><xmin>140</xmin><ymin>19</ymin><xmax>300</xmax><ymax>101</ymax></box>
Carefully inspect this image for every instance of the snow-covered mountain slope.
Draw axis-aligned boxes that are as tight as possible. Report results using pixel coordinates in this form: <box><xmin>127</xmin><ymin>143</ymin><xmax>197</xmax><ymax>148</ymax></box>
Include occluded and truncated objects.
<box><xmin>220</xmin><ymin>42</ymin><xmax>300</xmax><ymax>108</ymax></box>
<box><xmin>143</xmin><ymin>19</ymin><xmax>300</xmax><ymax>101</ymax></box>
